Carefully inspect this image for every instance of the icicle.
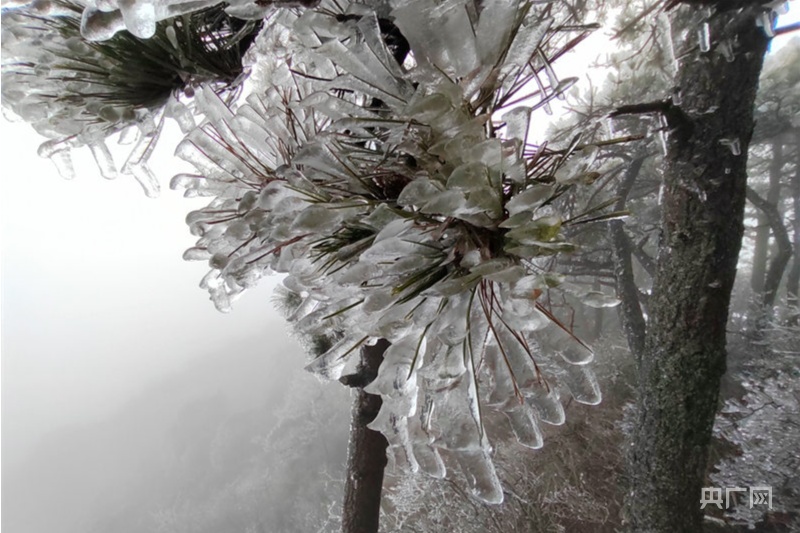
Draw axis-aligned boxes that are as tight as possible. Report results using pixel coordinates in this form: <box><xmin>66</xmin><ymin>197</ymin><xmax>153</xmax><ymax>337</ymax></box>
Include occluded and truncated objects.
<box><xmin>756</xmin><ymin>11</ymin><xmax>775</xmax><ymax>38</ymax></box>
<box><xmin>656</xmin><ymin>129</ymin><xmax>668</xmax><ymax>156</ymax></box>
<box><xmin>717</xmin><ymin>39</ymin><xmax>735</xmax><ymax>63</ymax></box>
<box><xmin>411</xmin><ymin>442</ymin><xmax>446</xmax><ymax>478</ymax></box>
<box><xmin>531</xmin><ymin>69</ymin><xmax>553</xmax><ymax>115</ymax></box>
<box><xmin>122</xmin><ymin>116</ymin><xmax>163</xmax><ymax>195</ymax></box>
<box><xmin>657</xmin><ymin>13</ymin><xmax>679</xmax><ymax>74</ymax></box>
<box><xmin>128</xmin><ymin>163</ymin><xmax>160</xmax><ymax>197</ymax></box>
<box><xmin>454</xmin><ymin>449</ymin><xmax>504</xmax><ymax>504</ymax></box>
<box><xmin>165</xmin><ymin>98</ymin><xmax>196</xmax><ymax>133</ymax></box>
<box><xmin>50</xmin><ymin>149</ymin><xmax>76</xmax><ymax>180</ymax></box>
<box><xmin>538</xmin><ymin>49</ymin><xmax>563</xmax><ymax>100</ymax></box>
<box><xmin>38</xmin><ymin>139</ymin><xmax>76</xmax><ymax>179</ymax></box>
<box><xmin>89</xmin><ymin>141</ymin><xmax>117</xmax><ymax>179</ymax></box>
<box><xmin>183</xmin><ymin>247</ymin><xmax>211</xmax><ymax>261</ymax></box>
<box><xmin>165</xmin><ymin>25</ymin><xmax>179</xmax><ymax>49</ymax></box>
<box><xmin>558</xmin><ymin>365</ymin><xmax>602</xmax><ymax>405</ymax></box>
<box><xmin>117</xmin><ymin>125</ymin><xmax>139</xmax><ymax>145</ymax></box>
<box><xmin>505</xmin><ymin>405</ymin><xmax>544</xmax><ymax>449</ymax></box>
<box><xmin>719</xmin><ymin>137</ymin><xmax>741</xmax><ymax>156</ymax></box>
<box><xmin>671</xmin><ymin>87</ymin><xmax>683</xmax><ymax>106</ymax></box>
<box><xmin>526</xmin><ymin>385</ymin><xmax>565</xmax><ymax>426</ymax></box>
<box><xmin>698</xmin><ymin>22</ymin><xmax>711</xmax><ymax>53</ymax></box>
<box><xmin>604</xmin><ymin>116</ymin><xmax>616</xmax><ymax>138</ymax></box>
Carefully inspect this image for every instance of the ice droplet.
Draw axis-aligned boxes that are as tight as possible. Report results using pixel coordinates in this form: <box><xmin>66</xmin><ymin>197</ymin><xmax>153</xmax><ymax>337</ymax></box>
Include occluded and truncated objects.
<box><xmin>698</xmin><ymin>22</ymin><xmax>711</xmax><ymax>53</ymax></box>
<box><xmin>165</xmin><ymin>25</ymin><xmax>179</xmax><ymax>49</ymax></box>
<box><xmin>118</xmin><ymin>0</ymin><xmax>156</xmax><ymax>39</ymax></box>
<box><xmin>80</xmin><ymin>6</ymin><xmax>126</xmax><ymax>41</ymax></box>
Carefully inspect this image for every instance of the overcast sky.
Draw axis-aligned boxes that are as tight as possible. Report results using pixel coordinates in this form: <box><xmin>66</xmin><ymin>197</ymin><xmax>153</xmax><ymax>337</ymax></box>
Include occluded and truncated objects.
<box><xmin>0</xmin><ymin>119</ymin><xmax>290</xmax><ymax>468</ymax></box>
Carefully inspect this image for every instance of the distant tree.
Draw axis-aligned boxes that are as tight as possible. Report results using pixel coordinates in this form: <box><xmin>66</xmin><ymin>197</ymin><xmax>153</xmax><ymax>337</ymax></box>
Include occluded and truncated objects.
<box><xmin>748</xmin><ymin>38</ymin><xmax>800</xmax><ymax>326</ymax></box>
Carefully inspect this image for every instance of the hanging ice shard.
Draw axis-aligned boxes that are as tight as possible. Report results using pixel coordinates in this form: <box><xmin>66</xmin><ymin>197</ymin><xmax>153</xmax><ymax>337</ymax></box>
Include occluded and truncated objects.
<box><xmin>526</xmin><ymin>385</ymin><xmax>565</xmax><ymax>426</ymax></box>
<box><xmin>719</xmin><ymin>137</ymin><xmax>741</xmax><ymax>156</ymax></box>
<box><xmin>698</xmin><ymin>22</ymin><xmax>711</xmax><ymax>53</ymax></box>
<box><xmin>557</xmin><ymin>365</ymin><xmax>602</xmax><ymax>405</ymax></box>
<box><xmin>454</xmin><ymin>448</ymin><xmax>504</xmax><ymax>504</ymax></box>
<box><xmin>89</xmin><ymin>141</ymin><xmax>117</xmax><ymax>180</ymax></box>
<box><xmin>504</xmin><ymin>404</ymin><xmax>544</xmax><ymax>449</ymax></box>
<box><xmin>162</xmin><ymin>1</ymin><xmax>606</xmax><ymax>505</ymax></box>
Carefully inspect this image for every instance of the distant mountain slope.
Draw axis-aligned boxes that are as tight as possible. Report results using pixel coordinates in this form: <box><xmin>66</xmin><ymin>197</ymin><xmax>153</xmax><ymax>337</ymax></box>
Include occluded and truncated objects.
<box><xmin>2</xmin><ymin>333</ymin><xmax>350</xmax><ymax>533</ymax></box>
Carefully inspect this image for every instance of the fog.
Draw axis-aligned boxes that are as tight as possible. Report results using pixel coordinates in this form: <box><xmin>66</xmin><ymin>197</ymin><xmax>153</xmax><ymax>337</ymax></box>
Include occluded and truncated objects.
<box><xmin>1</xmin><ymin>119</ymin><xmax>351</xmax><ymax>533</ymax></box>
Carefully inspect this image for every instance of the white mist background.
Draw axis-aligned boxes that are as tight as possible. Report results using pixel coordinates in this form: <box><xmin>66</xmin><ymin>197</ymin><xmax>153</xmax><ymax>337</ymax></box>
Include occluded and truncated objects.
<box><xmin>0</xmin><ymin>120</ymin><xmax>287</xmax><ymax>470</ymax></box>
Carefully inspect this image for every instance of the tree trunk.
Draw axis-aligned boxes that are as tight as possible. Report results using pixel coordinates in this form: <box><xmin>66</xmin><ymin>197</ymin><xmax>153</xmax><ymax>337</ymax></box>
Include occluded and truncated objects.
<box><xmin>340</xmin><ymin>340</ymin><xmax>390</xmax><ymax>533</ymax></box>
<box><xmin>609</xmin><ymin>155</ymin><xmax>648</xmax><ymax>361</ymax></box>
<box><xmin>746</xmin><ymin>186</ymin><xmax>791</xmax><ymax>313</ymax></box>
<box><xmin>626</xmin><ymin>6</ymin><xmax>768</xmax><ymax>533</ymax></box>
<box><xmin>787</xmin><ymin>135</ymin><xmax>800</xmax><ymax>326</ymax></box>
<box><xmin>750</xmin><ymin>141</ymin><xmax>784</xmax><ymax>305</ymax></box>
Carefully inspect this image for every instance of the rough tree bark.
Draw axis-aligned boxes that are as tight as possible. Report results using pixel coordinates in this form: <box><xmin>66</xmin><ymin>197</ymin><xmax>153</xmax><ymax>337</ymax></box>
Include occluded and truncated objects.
<box><xmin>340</xmin><ymin>339</ymin><xmax>390</xmax><ymax>533</ymax></box>
<box><xmin>625</xmin><ymin>5</ymin><xmax>768</xmax><ymax>532</ymax></box>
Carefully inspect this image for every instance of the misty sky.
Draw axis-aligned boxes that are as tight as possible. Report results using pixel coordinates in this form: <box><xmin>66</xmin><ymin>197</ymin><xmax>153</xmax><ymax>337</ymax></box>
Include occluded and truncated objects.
<box><xmin>0</xmin><ymin>119</ymin><xmax>291</xmax><ymax>469</ymax></box>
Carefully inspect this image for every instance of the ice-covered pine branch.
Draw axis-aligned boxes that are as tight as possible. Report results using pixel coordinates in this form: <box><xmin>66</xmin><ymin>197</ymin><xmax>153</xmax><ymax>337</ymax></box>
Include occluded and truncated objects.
<box><xmin>1</xmin><ymin>0</ymin><xmax>260</xmax><ymax>194</ymax></box>
<box><xmin>173</xmin><ymin>0</ymin><xmax>618</xmax><ymax>504</ymax></box>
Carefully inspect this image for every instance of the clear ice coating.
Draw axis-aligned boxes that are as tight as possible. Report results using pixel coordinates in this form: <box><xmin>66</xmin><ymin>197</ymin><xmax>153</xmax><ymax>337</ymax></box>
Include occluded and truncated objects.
<box><xmin>698</xmin><ymin>22</ymin><xmax>711</xmax><ymax>53</ymax></box>
<box><xmin>160</xmin><ymin>0</ymin><xmax>606</xmax><ymax>505</ymax></box>
<box><xmin>0</xmin><ymin>0</ymin><xmax>250</xmax><ymax>193</ymax></box>
<box><xmin>719</xmin><ymin>137</ymin><xmax>742</xmax><ymax>156</ymax></box>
